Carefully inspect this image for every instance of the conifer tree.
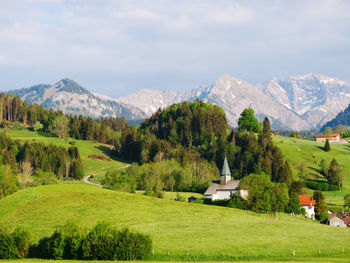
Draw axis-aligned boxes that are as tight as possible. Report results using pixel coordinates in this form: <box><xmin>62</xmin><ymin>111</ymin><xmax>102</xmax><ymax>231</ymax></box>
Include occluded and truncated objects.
<box><xmin>324</xmin><ymin>139</ymin><xmax>331</xmax><ymax>152</ymax></box>
<box><xmin>327</xmin><ymin>159</ymin><xmax>343</xmax><ymax>189</ymax></box>
<box><xmin>280</xmin><ymin>160</ymin><xmax>293</xmax><ymax>186</ymax></box>
<box><xmin>313</xmin><ymin>190</ymin><xmax>328</xmax><ymax>221</ymax></box>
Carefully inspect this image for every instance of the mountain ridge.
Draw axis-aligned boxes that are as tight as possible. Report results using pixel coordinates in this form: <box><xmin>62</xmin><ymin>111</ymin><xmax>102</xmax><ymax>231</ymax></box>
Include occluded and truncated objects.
<box><xmin>4</xmin><ymin>73</ymin><xmax>350</xmax><ymax>130</ymax></box>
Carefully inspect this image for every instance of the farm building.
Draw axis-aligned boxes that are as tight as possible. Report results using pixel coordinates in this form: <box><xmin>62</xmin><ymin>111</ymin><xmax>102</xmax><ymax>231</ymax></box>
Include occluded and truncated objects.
<box><xmin>188</xmin><ymin>196</ymin><xmax>197</xmax><ymax>203</ymax></box>
<box><xmin>329</xmin><ymin>215</ymin><xmax>347</xmax><ymax>228</ymax></box>
<box><xmin>204</xmin><ymin>157</ymin><xmax>240</xmax><ymax>201</ymax></box>
<box><xmin>315</xmin><ymin>133</ymin><xmax>340</xmax><ymax>142</ymax></box>
<box><xmin>298</xmin><ymin>195</ymin><xmax>316</xmax><ymax>220</ymax></box>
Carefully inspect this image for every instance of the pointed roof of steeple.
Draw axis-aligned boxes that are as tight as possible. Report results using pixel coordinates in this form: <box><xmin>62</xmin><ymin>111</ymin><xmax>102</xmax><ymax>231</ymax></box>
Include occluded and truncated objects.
<box><xmin>221</xmin><ymin>156</ymin><xmax>231</xmax><ymax>176</ymax></box>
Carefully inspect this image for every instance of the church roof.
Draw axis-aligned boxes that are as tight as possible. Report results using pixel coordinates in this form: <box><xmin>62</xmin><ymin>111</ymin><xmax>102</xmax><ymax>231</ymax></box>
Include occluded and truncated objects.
<box><xmin>204</xmin><ymin>180</ymin><xmax>239</xmax><ymax>196</ymax></box>
<box><xmin>221</xmin><ymin>156</ymin><xmax>231</xmax><ymax>176</ymax></box>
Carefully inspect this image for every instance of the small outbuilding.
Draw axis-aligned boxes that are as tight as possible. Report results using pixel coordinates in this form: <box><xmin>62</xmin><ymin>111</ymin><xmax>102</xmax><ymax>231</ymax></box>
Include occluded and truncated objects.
<box><xmin>188</xmin><ymin>196</ymin><xmax>197</xmax><ymax>203</ymax></box>
<box><xmin>329</xmin><ymin>215</ymin><xmax>347</xmax><ymax>228</ymax></box>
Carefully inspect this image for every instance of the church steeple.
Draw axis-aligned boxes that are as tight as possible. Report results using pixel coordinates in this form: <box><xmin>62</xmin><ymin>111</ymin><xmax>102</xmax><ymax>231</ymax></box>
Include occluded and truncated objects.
<box><xmin>220</xmin><ymin>156</ymin><xmax>231</xmax><ymax>185</ymax></box>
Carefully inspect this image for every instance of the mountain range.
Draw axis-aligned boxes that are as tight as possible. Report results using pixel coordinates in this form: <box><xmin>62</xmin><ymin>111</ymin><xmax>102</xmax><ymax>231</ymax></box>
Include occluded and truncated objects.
<box><xmin>6</xmin><ymin>73</ymin><xmax>350</xmax><ymax>130</ymax></box>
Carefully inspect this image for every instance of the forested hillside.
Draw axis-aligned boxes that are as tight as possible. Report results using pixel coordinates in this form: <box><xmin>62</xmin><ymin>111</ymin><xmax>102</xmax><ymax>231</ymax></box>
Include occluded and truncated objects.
<box><xmin>321</xmin><ymin>103</ymin><xmax>350</xmax><ymax>130</ymax></box>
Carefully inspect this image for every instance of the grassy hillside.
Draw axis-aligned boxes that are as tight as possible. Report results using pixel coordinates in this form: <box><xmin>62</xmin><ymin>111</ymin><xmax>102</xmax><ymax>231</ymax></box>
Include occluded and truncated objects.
<box><xmin>0</xmin><ymin>184</ymin><xmax>349</xmax><ymax>261</ymax></box>
<box><xmin>2</xmin><ymin>129</ymin><xmax>128</xmax><ymax>175</ymax></box>
<box><xmin>273</xmin><ymin>136</ymin><xmax>350</xmax><ymax>207</ymax></box>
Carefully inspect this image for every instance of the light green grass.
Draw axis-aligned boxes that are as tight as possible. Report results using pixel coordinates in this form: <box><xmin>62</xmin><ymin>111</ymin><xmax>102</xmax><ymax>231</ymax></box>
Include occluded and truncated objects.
<box><xmin>0</xmin><ymin>184</ymin><xmax>349</xmax><ymax>261</ymax></box>
<box><xmin>273</xmin><ymin>136</ymin><xmax>350</xmax><ymax>207</ymax></box>
<box><xmin>136</xmin><ymin>190</ymin><xmax>203</xmax><ymax>201</ymax></box>
<box><xmin>2</xmin><ymin>129</ymin><xmax>128</xmax><ymax>175</ymax></box>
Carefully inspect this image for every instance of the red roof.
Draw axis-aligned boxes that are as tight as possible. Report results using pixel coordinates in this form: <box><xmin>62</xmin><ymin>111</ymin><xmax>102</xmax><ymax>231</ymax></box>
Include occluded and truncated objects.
<box><xmin>298</xmin><ymin>195</ymin><xmax>316</xmax><ymax>206</ymax></box>
<box><xmin>316</xmin><ymin>133</ymin><xmax>340</xmax><ymax>138</ymax></box>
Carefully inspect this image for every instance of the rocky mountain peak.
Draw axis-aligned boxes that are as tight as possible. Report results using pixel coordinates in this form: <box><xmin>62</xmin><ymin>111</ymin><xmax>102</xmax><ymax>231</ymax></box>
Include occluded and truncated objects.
<box><xmin>53</xmin><ymin>78</ymin><xmax>90</xmax><ymax>95</ymax></box>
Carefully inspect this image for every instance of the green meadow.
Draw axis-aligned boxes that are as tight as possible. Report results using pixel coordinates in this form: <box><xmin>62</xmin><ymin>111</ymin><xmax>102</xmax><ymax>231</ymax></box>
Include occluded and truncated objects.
<box><xmin>0</xmin><ymin>184</ymin><xmax>349</xmax><ymax>261</ymax></box>
<box><xmin>273</xmin><ymin>136</ymin><xmax>350</xmax><ymax>208</ymax></box>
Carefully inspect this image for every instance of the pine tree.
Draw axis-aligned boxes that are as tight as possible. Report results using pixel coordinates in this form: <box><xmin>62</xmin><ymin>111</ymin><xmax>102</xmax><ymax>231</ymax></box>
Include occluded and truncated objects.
<box><xmin>324</xmin><ymin>139</ymin><xmax>331</xmax><ymax>152</ymax></box>
<box><xmin>313</xmin><ymin>190</ymin><xmax>327</xmax><ymax>221</ymax></box>
<box><xmin>327</xmin><ymin>159</ymin><xmax>343</xmax><ymax>189</ymax></box>
<box><xmin>280</xmin><ymin>160</ymin><xmax>293</xmax><ymax>186</ymax></box>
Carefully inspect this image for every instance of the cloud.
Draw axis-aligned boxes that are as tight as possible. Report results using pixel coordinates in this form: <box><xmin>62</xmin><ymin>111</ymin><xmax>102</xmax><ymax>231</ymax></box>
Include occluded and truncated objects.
<box><xmin>0</xmin><ymin>0</ymin><xmax>349</xmax><ymax>95</ymax></box>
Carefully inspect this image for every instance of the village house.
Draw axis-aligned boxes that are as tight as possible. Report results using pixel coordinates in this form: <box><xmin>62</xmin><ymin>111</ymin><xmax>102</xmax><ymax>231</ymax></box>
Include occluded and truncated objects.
<box><xmin>204</xmin><ymin>157</ymin><xmax>240</xmax><ymax>201</ymax></box>
<box><xmin>329</xmin><ymin>214</ymin><xmax>347</xmax><ymax>228</ymax></box>
<box><xmin>315</xmin><ymin>133</ymin><xmax>340</xmax><ymax>142</ymax></box>
<box><xmin>298</xmin><ymin>195</ymin><xmax>316</xmax><ymax>219</ymax></box>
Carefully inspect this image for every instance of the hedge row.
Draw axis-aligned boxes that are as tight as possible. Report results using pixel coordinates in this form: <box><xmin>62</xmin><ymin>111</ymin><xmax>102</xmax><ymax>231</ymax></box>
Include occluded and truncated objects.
<box><xmin>0</xmin><ymin>222</ymin><xmax>152</xmax><ymax>260</ymax></box>
<box><xmin>306</xmin><ymin>180</ymin><xmax>338</xmax><ymax>191</ymax></box>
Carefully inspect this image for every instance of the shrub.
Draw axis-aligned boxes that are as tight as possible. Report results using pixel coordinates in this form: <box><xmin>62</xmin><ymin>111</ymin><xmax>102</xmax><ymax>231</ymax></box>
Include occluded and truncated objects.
<box><xmin>0</xmin><ymin>227</ymin><xmax>31</xmax><ymax>259</ymax></box>
<box><xmin>0</xmin><ymin>227</ymin><xmax>16</xmax><ymax>259</ymax></box>
<box><xmin>81</xmin><ymin>222</ymin><xmax>119</xmax><ymax>260</ymax></box>
<box><xmin>30</xmin><ymin>221</ymin><xmax>152</xmax><ymax>260</ymax></box>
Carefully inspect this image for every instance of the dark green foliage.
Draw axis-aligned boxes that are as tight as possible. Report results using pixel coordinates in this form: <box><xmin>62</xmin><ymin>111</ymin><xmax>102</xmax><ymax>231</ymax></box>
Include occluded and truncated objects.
<box><xmin>305</xmin><ymin>180</ymin><xmax>338</xmax><ymax>191</ymax></box>
<box><xmin>279</xmin><ymin>161</ymin><xmax>293</xmax><ymax>186</ymax></box>
<box><xmin>0</xmin><ymin>227</ymin><xmax>31</xmax><ymax>259</ymax></box>
<box><xmin>0</xmin><ymin>133</ymin><xmax>84</xmax><ymax>181</ymax></box>
<box><xmin>286</xmin><ymin>192</ymin><xmax>301</xmax><ymax>214</ymax></box>
<box><xmin>238</xmin><ymin>173</ymin><xmax>289</xmax><ymax>213</ymax></box>
<box><xmin>289</xmin><ymin>181</ymin><xmax>306</xmax><ymax>195</ymax></box>
<box><xmin>327</xmin><ymin>159</ymin><xmax>343</xmax><ymax>189</ymax></box>
<box><xmin>31</xmin><ymin>221</ymin><xmax>152</xmax><ymax>260</ymax></box>
<box><xmin>313</xmin><ymin>190</ymin><xmax>327</xmax><ymax>221</ymax></box>
<box><xmin>102</xmin><ymin>169</ymin><xmax>137</xmax><ymax>193</ymax></box>
<box><xmin>238</xmin><ymin>108</ymin><xmax>260</xmax><ymax>132</ymax></box>
<box><xmin>321</xmin><ymin>103</ymin><xmax>350</xmax><ymax>130</ymax></box>
<box><xmin>324</xmin><ymin>139</ymin><xmax>331</xmax><ymax>152</ymax></box>
<box><xmin>0</xmin><ymin>164</ymin><xmax>18</xmax><ymax>199</ymax></box>
<box><xmin>344</xmin><ymin>194</ymin><xmax>350</xmax><ymax>211</ymax></box>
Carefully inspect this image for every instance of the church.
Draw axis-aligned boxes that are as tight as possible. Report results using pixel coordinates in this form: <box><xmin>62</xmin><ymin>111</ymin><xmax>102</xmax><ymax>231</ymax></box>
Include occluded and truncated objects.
<box><xmin>204</xmin><ymin>157</ymin><xmax>240</xmax><ymax>201</ymax></box>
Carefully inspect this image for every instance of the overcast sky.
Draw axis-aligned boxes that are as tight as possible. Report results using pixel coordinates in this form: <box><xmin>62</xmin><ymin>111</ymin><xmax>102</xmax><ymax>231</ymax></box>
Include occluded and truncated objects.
<box><xmin>0</xmin><ymin>0</ymin><xmax>349</xmax><ymax>97</ymax></box>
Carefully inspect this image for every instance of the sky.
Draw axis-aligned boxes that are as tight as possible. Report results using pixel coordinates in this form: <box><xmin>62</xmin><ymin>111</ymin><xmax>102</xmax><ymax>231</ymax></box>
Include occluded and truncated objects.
<box><xmin>0</xmin><ymin>0</ymin><xmax>350</xmax><ymax>97</ymax></box>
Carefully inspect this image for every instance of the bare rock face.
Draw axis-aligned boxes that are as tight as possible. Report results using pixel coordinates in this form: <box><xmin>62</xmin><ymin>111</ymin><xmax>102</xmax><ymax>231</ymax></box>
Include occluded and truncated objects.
<box><xmin>7</xmin><ymin>78</ymin><xmax>147</xmax><ymax>121</ymax></box>
<box><xmin>257</xmin><ymin>73</ymin><xmax>350</xmax><ymax>128</ymax></box>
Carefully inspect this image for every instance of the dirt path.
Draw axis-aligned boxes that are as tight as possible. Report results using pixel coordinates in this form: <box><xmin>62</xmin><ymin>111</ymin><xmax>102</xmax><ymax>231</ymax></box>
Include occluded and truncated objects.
<box><xmin>83</xmin><ymin>165</ymin><xmax>131</xmax><ymax>188</ymax></box>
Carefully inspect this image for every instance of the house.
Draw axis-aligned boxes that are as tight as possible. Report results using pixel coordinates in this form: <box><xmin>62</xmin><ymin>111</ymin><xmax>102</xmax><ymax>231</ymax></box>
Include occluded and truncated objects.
<box><xmin>204</xmin><ymin>157</ymin><xmax>240</xmax><ymax>201</ymax></box>
<box><xmin>336</xmin><ymin>212</ymin><xmax>350</xmax><ymax>227</ymax></box>
<box><xmin>315</xmin><ymin>133</ymin><xmax>340</xmax><ymax>142</ymax></box>
<box><xmin>329</xmin><ymin>214</ymin><xmax>347</xmax><ymax>228</ymax></box>
<box><xmin>298</xmin><ymin>195</ymin><xmax>316</xmax><ymax>219</ymax></box>
<box><xmin>188</xmin><ymin>196</ymin><xmax>197</xmax><ymax>203</ymax></box>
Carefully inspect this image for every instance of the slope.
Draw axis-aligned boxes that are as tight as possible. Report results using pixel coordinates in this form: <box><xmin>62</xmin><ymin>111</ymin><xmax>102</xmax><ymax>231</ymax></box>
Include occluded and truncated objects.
<box><xmin>0</xmin><ymin>184</ymin><xmax>349</xmax><ymax>261</ymax></box>
<box><xmin>3</xmin><ymin>129</ymin><xmax>127</xmax><ymax>175</ymax></box>
<box><xmin>273</xmin><ymin>136</ymin><xmax>350</xmax><ymax>207</ymax></box>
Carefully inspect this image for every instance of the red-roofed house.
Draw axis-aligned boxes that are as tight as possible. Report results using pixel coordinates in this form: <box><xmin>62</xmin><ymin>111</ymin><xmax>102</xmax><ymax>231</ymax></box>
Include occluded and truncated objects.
<box><xmin>298</xmin><ymin>195</ymin><xmax>316</xmax><ymax>219</ymax></box>
<box><xmin>315</xmin><ymin>133</ymin><xmax>340</xmax><ymax>142</ymax></box>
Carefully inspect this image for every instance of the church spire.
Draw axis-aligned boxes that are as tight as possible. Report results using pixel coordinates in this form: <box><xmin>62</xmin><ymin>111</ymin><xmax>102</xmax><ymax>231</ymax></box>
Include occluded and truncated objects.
<box><xmin>221</xmin><ymin>156</ymin><xmax>231</xmax><ymax>176</ymax></box>
<box><xmin>220</xmin><ymin>156</ymin><xmax>231</xmax><ymax>185</ymax></box>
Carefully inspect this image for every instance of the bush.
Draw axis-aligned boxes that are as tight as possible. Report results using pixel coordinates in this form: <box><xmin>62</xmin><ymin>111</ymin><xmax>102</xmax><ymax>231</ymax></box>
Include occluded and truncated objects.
<box><xmin>31</xmin><ymin>221</ymin><xmax>152</xmax><ymax>260</ymax></box>
<box><xmin>0</xmin><ymin>227</ymin><xmax>31</xmax><ymax>259</ymax></box>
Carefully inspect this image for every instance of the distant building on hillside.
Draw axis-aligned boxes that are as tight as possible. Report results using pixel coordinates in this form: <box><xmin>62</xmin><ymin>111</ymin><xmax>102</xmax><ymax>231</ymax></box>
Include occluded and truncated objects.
<box><xmin>329</xmin><ymin>214</ymin><xmax>347</xmax><ymax>228</ymax></box>
<box><xmin>204</xmin><ymin>157</ymin><xmax>240</xmax><ymax>201</ymax></box>
<box><xmin>315</xmin><ymin>133</ymin><xmax>340</xmax><ymax>142</ymax></box>
<box><xmin>188</xmin><ymin>196</ymin><xmax>197</xmax><ymax>203</ymax></box>
<box><xmin>298</xmin><ymin>195</ymin><xmax>316</xmax><ymax>220</ymax></box>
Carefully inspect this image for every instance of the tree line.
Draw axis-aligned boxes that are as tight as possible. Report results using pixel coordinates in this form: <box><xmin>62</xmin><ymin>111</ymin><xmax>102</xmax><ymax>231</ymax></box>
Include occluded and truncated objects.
<box><xmin>0</xmin><ymin>93</ymin><xmax>128</xmax><ymax>145</ymax></box>
<box><xmin>0</xmin><ymin>133</ymin><xmax>84</xmax><ymax>199</ymax></box>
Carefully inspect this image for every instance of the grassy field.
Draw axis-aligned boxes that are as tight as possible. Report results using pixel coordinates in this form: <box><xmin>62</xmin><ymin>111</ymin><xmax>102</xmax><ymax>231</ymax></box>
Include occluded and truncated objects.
<box><xmin>2</xmin><ymin>129</ymin><xmax>128</xmax><ymax>176</ymax></box>
<box><xmin>273</xmin><ymin>136</ymin><xmax>350</xmax><ymax>208</ymax></box>
<box><xmin>0</xmin><ymin>184</ymin><xmax>349</xmax><ymax>261</ymax></box>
